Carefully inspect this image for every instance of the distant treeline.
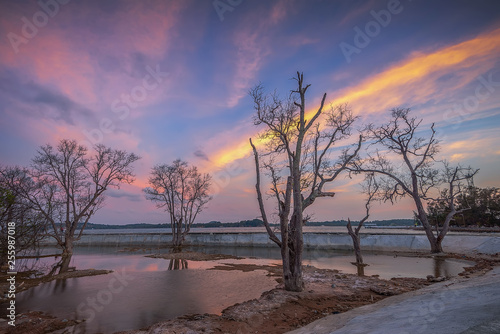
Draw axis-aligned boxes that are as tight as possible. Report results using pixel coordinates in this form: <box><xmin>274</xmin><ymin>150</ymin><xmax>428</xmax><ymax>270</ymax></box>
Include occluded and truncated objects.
<box><xmin>305</xmin><ymin>219</ymin><xmax>415</xmax><ymax>226</ymax></box>
<box><xmin>78</xmin><ymin>218</ymin><xmax>415</xmax><ymax>230</ymax></box>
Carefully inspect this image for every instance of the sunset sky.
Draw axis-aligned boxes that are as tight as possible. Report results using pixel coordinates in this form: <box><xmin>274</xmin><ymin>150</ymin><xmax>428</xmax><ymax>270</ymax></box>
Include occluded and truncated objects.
<box><xmin>1</xmin><ymin>0</ymin><xmax>499</xmax><ymax>225</ymax></box>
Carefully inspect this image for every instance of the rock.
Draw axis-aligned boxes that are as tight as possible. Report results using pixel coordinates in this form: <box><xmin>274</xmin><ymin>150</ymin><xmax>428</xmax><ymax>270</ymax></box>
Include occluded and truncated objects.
<box><xmin>426</xmin><ymin>275</ymin><xmax>447</xmax><ymax>282</ymax></box>
<box><xmin>370</xmin><ymin>286</ymin><xmax>399</xmax><ymax>296</ymax></box>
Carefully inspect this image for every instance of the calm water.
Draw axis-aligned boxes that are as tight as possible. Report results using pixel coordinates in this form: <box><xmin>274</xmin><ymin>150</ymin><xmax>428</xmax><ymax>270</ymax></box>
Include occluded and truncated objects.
<box><xmin>11</xmin><ymin>246</ymin><xmax>472</xmax><ymax>333</ymax></box>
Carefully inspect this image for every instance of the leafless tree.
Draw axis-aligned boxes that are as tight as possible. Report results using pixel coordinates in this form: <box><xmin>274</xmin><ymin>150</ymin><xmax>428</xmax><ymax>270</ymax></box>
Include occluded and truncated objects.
<box><xmin>144</xmin><ymin>159</ymin><xmax>212</xmax><ymax>252</ymax></box>
<box><xmin>3</xmin><ymin>139</ymin><xmax>140</xmax><ymax>270</ymax></box>
<box><xmin>349</xmin><ymin>108</ymin><xmax>477</xmax><ymax>253</ymax></box>
<box><xmin>346</xmin><ymin>174</ymin><xmax>378</xmax><ymax>276</ymax></box>
<box><xmin>249</xmin><ymin>72</ymin><xmax>362</xmax><ymax>291</ymax></box>
<box><xmin>0</xmin><ymin>166</ymin><xmax>48</xmax><ymax>267</ymax></box>
<box><xmin>425</xmin><ymin>162</ymin><xmax>478</xmax><ymax>241</ymax></box>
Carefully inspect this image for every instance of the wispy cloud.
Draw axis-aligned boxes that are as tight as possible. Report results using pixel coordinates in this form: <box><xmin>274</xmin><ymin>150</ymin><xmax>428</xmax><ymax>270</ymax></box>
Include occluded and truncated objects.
<box><xmin>0</xmin><ymin>70</ymin><xmax>95</xmax><ymax>126</ymax></box>
<box><xmin>107</xmin><ymin>188</ymin><xmax>143</xmax><ymax>202</ymax></box>
<box><xmin>206</xmin><ymin>27</ymin><xmax>500</xmax><ymax>168</ymax></box>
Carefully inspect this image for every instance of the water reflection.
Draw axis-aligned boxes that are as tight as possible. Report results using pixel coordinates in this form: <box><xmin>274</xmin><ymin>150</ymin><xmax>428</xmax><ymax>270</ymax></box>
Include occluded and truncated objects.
<box><xmin>168</xmin><ymin>258</ymin><xmax>188</xmax><ymax>270</ymax></box>
<box><xmin>303</xmin><ymin>253</ymin><xmax>472</xmax><ymax>280</ymax></box>
<box><xmin>11</xmin><ymin>246</ymin><xmax>474</xmax><ymax>333</ymax></box>
<box><xmin>433</xmin><ymin>256</ymin><xmax>453</xmax><ymax>278</ymax></box>
<box><xmin>16</xmin><ymin>266</ymin><xmax>277</xmax><ymax>333</ymax></box>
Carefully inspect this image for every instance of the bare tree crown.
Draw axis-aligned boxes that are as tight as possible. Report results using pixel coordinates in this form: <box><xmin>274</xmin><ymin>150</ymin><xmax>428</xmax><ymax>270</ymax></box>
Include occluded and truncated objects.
<box><xmin>144</xmin><ymin>159</ymin><xmax>212</xmax><ymax>249</ymax></box>
<box><xmin>350</xmin><ymin>108</ymin><xmax>478</xmax><ymax>253</ymax></box>
<box><xmin>249</xmin><ymin>72</ymin><xmax>362</xmax><ymax>291</ymax></box>
<box><xmin>3</xmin><ymin>139</ymin><xmax>140</xmax><ymax>254</ymax></box>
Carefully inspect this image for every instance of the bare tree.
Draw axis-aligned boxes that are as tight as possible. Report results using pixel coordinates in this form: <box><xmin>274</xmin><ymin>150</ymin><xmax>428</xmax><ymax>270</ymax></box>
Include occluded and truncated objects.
<box><xmin>346</xmin><ymin>174</ymin><xmax>378</xmax><ymax>276</ymax></box>
<box><xmin>426</xmin><ymin>162</ymin><xmax>478</xmax><ymax>240</ymax></box>
<box><xmin>144</xmin><ymin>159</ymin><xmax>212</xmax><ymax>252</ymax></box>
<box><xmin>0</xmin><ymin>166</ymin><xmax>48</xmax><ymax>267</ymax></box>
<box><xmin>350</xmin><ymin>108</ymin><xmax>477</xmax><ymax>253</ymax></box>
<box><xmin>250</xmin><ymin>72</ymin><xmax>362</xmax><ymax>291</ymax></box>
<box><xmin>4</xmin><ymin>140</ymin><xmax>140</xmax><ymax>267</ymax></box>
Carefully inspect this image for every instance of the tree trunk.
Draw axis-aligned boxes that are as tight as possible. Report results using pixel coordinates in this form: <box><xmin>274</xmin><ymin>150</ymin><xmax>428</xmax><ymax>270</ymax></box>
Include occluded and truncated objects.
<box><xmin>349</xmin><ymin>233</ymin><xmax>363</xmax><ymax>265</ymax></box>
<box><xmin>172</xmin><ymin>234</ymin><xmax>182</xmax><ymax>253</ymax></box>
<box><xmin>63</xmin><ymin>236</ymin><xmax>74</xmax><ymax>257</ymax></box>
<box><xmin>59</xmin><ymin>254</ymin><xmax>72</xmax><ymax>274</ymax></box>
<box><xmin>434</xmin><ymin>236</ymin><xmax>444</xmax><ymax>253</ymax></box>
<box><xmin>177</xmin><ymin>217</ymin><xmax>182</xmax><ymax>248</ymax></box>
<box><xmin>171</xmin><ymin>218</ymin><xmax>183</xmax><ymax>252</ymax></box>
<box><xmin>356</xmin><ymin>264</ymin><xmax>365</xmax><ymax>276</ymax></box>
<box><xmin>414</xmin><ymin>197</ymin><xmax>442</xmax><ymax>253</ymax></box>
<box><xmin>347</xmin><ymin>220</ymin><xmax>368</xmax><ymax>276</ymax></box>
<box><xmin>284</xmin><ymin>214</ymin><xmax>303</xmax><ymax>291</ymax></box>
<box><xmin>280</xmin><ymin>220</ymin><xmax>291</xmax><ymax>288</ymax></box>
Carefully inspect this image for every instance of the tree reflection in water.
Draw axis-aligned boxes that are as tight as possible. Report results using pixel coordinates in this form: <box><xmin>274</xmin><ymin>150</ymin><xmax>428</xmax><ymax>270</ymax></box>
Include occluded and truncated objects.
<box><xmin>168</xmin><ymin>258</ymin><xmax>188</xmax><ymax>270</ymax></box>
<box><xmin>433</xmin><ymin>256</ymin><xmax>451</xmax><ymax>277</ymax></box>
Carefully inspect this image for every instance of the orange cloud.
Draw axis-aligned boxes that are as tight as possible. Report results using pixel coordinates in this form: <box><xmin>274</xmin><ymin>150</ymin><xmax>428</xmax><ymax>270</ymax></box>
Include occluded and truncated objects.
<box><xmin>324</xmin><ymin>27</ymin><xmax>500</xmax><ymax>116</ymax></box>
<box><xmin>209</xmin><ymin>27</ymin><xmax>500</xmax><ymax>168</ymax></box>
<box><xmin>441</xmin><ymin>130</ymin><xmax>500</xmax><ymax>161</ymax></box>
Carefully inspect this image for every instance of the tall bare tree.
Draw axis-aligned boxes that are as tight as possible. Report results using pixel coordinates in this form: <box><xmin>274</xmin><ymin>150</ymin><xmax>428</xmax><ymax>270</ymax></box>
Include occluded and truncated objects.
<box><xmin>4</xmin><ymin>140</ymin><xmax>140</xmax><ymax>265</ymax></box>
<box><xmin>144</xmin><ymin>159</ymin><xmax>212</xmax><ymax>252</ymax></box>
<box><xmin>250</xmin><ymin>72</ymin><xmax>362</xmax><ymax>291</ymax></box>
<box><xmin>350</xmin><ymin>108</ymin><xmax>477</xmax><ymax>253</ymax></box>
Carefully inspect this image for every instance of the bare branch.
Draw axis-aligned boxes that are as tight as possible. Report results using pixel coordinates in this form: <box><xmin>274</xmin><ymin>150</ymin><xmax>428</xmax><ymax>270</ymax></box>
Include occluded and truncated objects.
<box><xmin>249</xmin><ymin>138</ymin><xmax>282</xmax><ymax>247</ymax></box>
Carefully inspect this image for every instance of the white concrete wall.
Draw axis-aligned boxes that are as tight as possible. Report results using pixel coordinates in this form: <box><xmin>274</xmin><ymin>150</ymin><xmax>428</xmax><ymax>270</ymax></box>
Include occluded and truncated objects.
<box><xmin>45</xmin><ymin>232</ymin><xmax>500</xmax><ymax>254</ymax></box>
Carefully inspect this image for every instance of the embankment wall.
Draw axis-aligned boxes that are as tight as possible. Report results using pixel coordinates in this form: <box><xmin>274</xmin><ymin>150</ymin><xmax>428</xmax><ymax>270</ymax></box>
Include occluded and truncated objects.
<box><xmin>40</xmin><ymin>232</ymin><xmax>500</xmax><ymax>254</ymax></box>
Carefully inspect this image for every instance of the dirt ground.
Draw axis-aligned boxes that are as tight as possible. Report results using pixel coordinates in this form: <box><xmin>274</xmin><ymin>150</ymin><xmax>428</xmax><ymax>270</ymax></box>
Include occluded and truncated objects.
<box><xmin>1</xmin><ymin>251</ymin><xmax>498</xmax><ymax>334</ymax></box>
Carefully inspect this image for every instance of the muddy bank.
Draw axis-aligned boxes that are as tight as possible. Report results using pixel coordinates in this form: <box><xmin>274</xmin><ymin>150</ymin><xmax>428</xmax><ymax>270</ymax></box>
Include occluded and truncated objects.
<box><xmin>0</xmin><ymin>310</ymin><xmax>81</xmax><ymax>334</ymax></box>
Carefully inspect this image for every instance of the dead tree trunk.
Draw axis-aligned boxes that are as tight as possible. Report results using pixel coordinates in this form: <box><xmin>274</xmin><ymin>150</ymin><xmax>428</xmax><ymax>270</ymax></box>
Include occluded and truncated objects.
<box><xmin>346</xmin><ymin>175</ymin><xmax>376</xmax><ymax>275</ymax></box>
<box><xmin>249</xmin><ymin>72</ymin><xmax>361</xmax><ymax>291</ymax></box>
<box><xmin>346</xmin><ymin>219</ymin><xmax>364</xmax><ymax>265</ymax></box>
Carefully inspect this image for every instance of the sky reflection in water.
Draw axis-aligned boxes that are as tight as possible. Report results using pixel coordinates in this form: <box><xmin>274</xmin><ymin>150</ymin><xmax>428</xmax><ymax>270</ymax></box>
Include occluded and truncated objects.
<box><xmin>14</xmin><ymin>246</ymin><xmax>472</xmax><ymax>333</ymax></box>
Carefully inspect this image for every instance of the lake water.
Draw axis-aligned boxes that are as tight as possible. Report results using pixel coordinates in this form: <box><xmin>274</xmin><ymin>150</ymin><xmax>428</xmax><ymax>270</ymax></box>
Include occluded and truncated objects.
<box><xmin>12</xmin><ymin>246</ymin><xmax>473</xmax><ymax>333</ymax></box>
